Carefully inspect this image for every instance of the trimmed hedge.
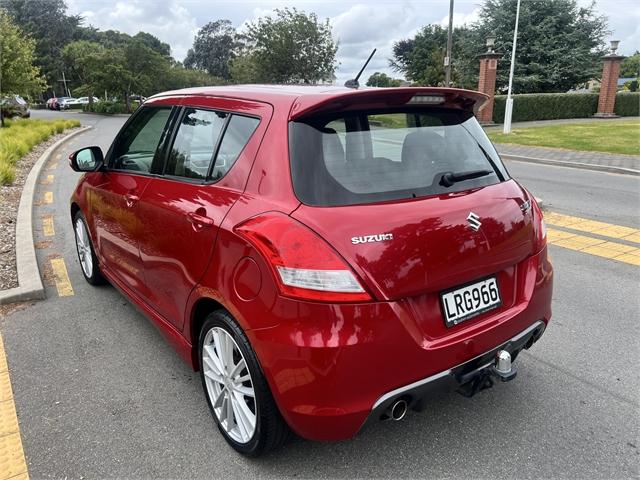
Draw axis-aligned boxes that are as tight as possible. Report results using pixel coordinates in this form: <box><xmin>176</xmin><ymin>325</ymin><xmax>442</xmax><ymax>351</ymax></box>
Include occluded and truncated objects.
<box><xmin>83</xmin><ymin>101</ymin><xmax>128</xmax><ymax>114</ymax></box>
<box><xmin>614</xmin><ymin>92</ymin><xmax>640</xmax><ymax>117</ymax></box>
<box><xmin>492</xmin><ymin>92</ymin><xmax>639</xmax><ymax>123</ymax></box>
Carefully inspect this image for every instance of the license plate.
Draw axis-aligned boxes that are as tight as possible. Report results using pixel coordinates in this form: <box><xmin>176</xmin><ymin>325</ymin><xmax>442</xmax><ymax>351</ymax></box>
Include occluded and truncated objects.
<box><xmin>440</xmin><ymin>276</ymin><xmax>501</xmax><ymax>327</ymax></box>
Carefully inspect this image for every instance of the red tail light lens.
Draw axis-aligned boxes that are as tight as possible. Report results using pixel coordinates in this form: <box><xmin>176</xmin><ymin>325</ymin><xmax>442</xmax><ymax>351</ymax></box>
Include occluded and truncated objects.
<box><xmin>235</xmin><ymin>213</ymin><xmax>371</xmax><ymax>302</ymax></box>
<box><xmin>528</xmin><ymin>192</ymin><xmax>547</xmax><ymax>252</ymax></box>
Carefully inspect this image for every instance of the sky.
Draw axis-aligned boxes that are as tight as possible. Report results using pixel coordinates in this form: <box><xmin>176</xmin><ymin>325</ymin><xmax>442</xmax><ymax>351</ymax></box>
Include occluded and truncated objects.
<box><xmin>66</xmin><ymin>0</ymin><xmax>640</xmax><ymax>84</ymax></box>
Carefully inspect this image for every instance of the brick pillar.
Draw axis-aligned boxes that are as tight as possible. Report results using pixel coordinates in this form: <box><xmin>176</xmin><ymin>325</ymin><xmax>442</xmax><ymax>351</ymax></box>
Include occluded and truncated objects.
<box><xmin>594</xmin><ymin>54</ymin><xmax>625</xmax><ymax>117</ymax></box>
<box><xmin>476</xmin><ymin>52</ymin><xmax>501</xmax><ymax>124</ymax></box>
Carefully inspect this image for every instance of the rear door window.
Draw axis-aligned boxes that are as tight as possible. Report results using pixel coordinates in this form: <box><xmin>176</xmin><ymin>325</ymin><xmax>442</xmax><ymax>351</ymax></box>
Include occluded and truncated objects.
<box><xmin>211</xmin><ymin>115</ymin><xmax>260</xmax><ymax>181</ymax></box>
<box><xmin>289</xmin><ymin>109</ymin><xmax>509</xmax><ymax>206</ymax></box>
<box><xmin>164</xmin><ymin>108</ymin><xmax>260</xmax><ymax>182</ymax></box>
<box><xmin>165</xmin><ymin>108</ymin><xmax>227</xmax><ymax>180</ymax></box>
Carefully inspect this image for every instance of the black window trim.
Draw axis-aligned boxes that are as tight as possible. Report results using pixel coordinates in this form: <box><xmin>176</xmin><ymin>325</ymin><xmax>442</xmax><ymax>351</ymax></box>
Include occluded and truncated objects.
<box><xmin>104</xmin><ymin>105</ymin><xmax>178</xmax><ymax>178</ymax></box>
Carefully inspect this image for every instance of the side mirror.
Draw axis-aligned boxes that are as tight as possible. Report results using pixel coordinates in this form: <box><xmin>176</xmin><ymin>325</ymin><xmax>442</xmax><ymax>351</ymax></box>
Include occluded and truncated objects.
<box><xmin>69</xmin><ymin>146</ymin><xmax>104</xmax><ymax>172</ymax></box>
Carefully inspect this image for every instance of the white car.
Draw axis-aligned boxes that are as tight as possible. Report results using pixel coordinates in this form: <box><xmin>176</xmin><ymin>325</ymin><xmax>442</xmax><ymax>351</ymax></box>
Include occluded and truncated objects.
<box><xmin>62</xmin><ymin>97</ymin><xmax>100</xmax><ymax>109</ymax></box>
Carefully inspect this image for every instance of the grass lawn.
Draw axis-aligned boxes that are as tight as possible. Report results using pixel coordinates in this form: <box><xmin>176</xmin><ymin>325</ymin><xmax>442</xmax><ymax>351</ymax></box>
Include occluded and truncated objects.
<box><xmin>487</xmin><ymin>121</ymin><xmax>640</xmax><ymax>156</ymax></box>
<box><xmin>0</xmin><ymin>118</ymin><xmax>80</xmax><ymax>184</ymax></box>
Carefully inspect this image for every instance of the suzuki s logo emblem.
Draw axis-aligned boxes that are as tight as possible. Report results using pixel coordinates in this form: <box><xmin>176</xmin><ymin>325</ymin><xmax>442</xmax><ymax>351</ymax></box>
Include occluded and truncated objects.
<box><xmin>467</xmin><ymin>212</ymin><xmax>482</xmax><ymax>232</ymax></box>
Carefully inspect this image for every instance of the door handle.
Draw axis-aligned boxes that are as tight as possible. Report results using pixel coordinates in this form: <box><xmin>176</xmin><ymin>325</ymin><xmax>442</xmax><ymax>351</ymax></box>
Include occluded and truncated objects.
<box><xmin>125</xmin><ymin>192</ymin><xmax>139</xmax><ymax>207</ymax></box>
<box><xmin>187</xmin><ymin>211</ymin><xmax>214</xmax><ymax>228</ymax></box>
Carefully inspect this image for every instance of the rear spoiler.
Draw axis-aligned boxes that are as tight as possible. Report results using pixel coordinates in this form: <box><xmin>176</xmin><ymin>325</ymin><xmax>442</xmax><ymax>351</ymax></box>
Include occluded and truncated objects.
<box><xmin>289</xmin><ymin>87</ymin><xmax>489</xmax><ymax>120</ymax></box>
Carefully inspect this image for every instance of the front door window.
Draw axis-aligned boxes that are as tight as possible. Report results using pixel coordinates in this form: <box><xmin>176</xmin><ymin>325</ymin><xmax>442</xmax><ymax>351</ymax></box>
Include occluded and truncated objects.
<box><xmin>110</xmin><ymin>107</ymin><xmax>172</xmax><ymax>172</ymax></box>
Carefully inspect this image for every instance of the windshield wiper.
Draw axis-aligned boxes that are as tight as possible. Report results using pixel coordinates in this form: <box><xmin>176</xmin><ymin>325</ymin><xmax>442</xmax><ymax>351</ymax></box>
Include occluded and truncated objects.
<box><xmin>440</xmin><ymin>169</ymin><xmax>493</xmax><ymax>187</ymax></box>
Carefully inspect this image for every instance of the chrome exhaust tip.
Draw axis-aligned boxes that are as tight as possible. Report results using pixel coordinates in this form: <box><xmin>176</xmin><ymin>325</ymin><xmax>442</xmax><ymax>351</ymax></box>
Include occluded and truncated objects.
<box><xmin>390</xmin><ymin>399</ymin><xmax>408</xmax><ymax>421</ymax></box>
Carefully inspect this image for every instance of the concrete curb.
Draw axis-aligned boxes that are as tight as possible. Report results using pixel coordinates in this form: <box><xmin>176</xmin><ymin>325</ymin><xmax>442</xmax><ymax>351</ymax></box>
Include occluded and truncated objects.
<box><xmin>502</xmin><ymin>154</ymin><xmax>640</xmax><ymax>176</ymax></box>
<box><xmin>0</xmin><ymin>126</ymin><xmax>92</xmax><ymax>305</ymax></box>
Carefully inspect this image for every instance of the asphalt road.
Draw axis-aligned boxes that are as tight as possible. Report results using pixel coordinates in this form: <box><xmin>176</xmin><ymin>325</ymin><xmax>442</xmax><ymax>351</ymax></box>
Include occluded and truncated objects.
<box><xmin>1</xmin><ymin>110</ymin><xmax>638</xmax><ymax>479</ymax></box>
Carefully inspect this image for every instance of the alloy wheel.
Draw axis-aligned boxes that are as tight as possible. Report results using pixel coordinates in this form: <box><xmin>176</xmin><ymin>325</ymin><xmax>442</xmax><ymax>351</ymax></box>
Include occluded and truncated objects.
<box><xmin>202</xmin><ymin>327</ymin><xmax>257</xmax><ymax>444</ymax></box>
<box><xmin>75</xmin><ymin>219</ymin><xmax>93</xmax><ymax>278</ymax></box>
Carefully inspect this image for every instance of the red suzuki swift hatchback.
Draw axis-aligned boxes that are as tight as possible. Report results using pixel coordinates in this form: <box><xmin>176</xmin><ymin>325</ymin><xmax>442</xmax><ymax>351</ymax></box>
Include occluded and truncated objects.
<box><xmin>69</xmin><ymin>85</ymin><xmax>552</xmax><ymax>456</ymax></box>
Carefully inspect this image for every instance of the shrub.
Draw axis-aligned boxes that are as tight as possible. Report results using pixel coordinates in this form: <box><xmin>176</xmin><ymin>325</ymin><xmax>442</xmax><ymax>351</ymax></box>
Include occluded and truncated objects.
<box><xmin>491</xmin><ymin>92</ymin><xmax>639</xmax><ymax>123</ymax></box>
<box><xmin>83</xmin><ymin>101</ymin><xmax>129</xmax><ymax>114</ymax></box>
<box><xmin>492</xmin><ymin>93</ymin><xmax>598</xmax><ymax>123</ymax></box>
<box><xmin>614</xmin><ymin>92</ymin><xmax>640</xmax><ymax>116</ymax></box>
<box><xmin>0</xmin><ymin>119</ymin><xmax>80</xmax><ymax>185</ymax></box>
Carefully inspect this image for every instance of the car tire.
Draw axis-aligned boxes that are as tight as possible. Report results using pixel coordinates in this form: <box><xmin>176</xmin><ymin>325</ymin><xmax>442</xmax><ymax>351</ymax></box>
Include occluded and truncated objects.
<box><xmin>73</xmin><ymin>211</ymin><xmax>105</xmax><ymax>285</ymax></box>
<box><xmin>198</xmin><ymin>310</ymin><xmax>289</xmax><ymax>456</ymax></box>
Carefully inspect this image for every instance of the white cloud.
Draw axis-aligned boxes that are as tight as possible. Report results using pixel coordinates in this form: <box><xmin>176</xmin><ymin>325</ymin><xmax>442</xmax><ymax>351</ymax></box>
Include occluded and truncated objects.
<box><xmin>330</xmin><ymin>3</ymin><xmax>422</xmax><ymax>84</ymax></box>
<box><xmin>439</xmin><ymin>8</ymin><xmax>481</xmax><ymax>28</ymax></box>
<box><xmin>68</xmin><ymin>0</ymin><xmax>200</xmax><ymax>60</ymax></box>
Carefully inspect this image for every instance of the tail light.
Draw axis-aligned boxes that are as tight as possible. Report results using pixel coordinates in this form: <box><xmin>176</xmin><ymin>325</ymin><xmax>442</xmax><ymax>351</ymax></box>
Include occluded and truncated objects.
<box><xmin>529</xmin><ymin>193</ymin><xmax>547</xmax><ymax>252</ymax></box>
<box><xmin>235</xmin><ymin>213</ymin><xmax>371</xmax><ymax>302</ymax></box>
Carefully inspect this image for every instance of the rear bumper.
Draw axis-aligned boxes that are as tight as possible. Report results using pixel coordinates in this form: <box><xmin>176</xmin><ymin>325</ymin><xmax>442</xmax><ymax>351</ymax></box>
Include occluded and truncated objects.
<box><xmin>247</xmin><ymin>246</ymin><xmax>553</xmax><ymax>441</ymax></box>
<box><xmin>365</xmin><ymin>319</ymin><xmax>545</xmax><ymax>424</ymax></box>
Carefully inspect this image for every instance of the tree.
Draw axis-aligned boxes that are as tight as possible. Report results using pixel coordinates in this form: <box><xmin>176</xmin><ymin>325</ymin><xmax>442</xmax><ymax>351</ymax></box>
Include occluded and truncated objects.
<box><xmin>2</xmin><ymin>0</ymin><xmax>81</xmax><ymax>92</ymax></box>
<box><xmin>366</xmin><ymin>72</ymin><xmax>402</xmax><ymax>87</ymax></box>
<box><xmin>391</xmin><ymin>25</ymin><xmax>448</xmax><ymax>86</ymax></box>
<box><xmin>0</xmin><ymin>10</ymin><xmax>46</xmax><ymax>126</ymax></box>
<box><xmin>62</xmin><ymin>41</ymin><xmax>105</xmax><ymax>108</ymax></box>
<box><xmin>390</xmin><ymin>0</ymin><xmax>608</xmax><ymax>93</ymax></box>
<box><xmin>118</xmin><ymin>38</ymin><xmax>169</xmax><ymax>111</ymax></box>
<box><xmin>473</xmin><ymin>0</ymin><xmax>608</xmax><ymax>93</ymax></box>
<box><xmin>390</xmin><ymin>25</ymin><xmax>476</xmax><ymax>88</ymax></box>
<box><xmin>229</xmin><ymin>54</ymin><xmax>260</xmax><ymax>84</ymax></box>
<box><xmin>165</xmin><ymin>65</ymin><xmax>223</xmax><ymax>90</ymax></box>
<box><xmin>184</xmin><ymin>20</ymin><xmax>241</xmax><ymax>80</ymax></box>
<box><xmin>241</xmin><ymin>8</ymin><xmax>338</xmax><ymax>84</ymax></box>
<box><xmin>620</xmin><ymin>51</ymin><xmax>640</xmax><ymax>78</ymax></box>
<box><xmin>133</xmin><ymin>32</ymin><xmax>171</xmax><ymax>58</ymax></box>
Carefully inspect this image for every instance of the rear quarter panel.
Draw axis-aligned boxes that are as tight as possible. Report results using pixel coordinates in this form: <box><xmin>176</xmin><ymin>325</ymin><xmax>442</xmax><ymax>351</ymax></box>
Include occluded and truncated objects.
<box><xmin>183</xmin><ymin>97</ymin><xmax>301</xmax><ymax>352</ymax></box>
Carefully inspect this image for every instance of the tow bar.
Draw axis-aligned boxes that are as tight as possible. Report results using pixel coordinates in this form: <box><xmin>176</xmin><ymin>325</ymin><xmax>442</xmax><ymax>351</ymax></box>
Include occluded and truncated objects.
<box><xmin>456</xmin><ymin>350</ymin><xmax>518</xmax><ymax>397</ymax></box>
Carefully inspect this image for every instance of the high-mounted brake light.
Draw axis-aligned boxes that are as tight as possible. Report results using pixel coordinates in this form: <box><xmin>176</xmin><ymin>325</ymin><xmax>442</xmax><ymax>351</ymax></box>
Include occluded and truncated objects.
<box><xmin>235</xmin><ymin>213</ymin><xmax>371</xmax><ymax>302</ymax></box>
<box><xmin>407</xmin><ymin>94</ymin><xmax>444</xmax><ymax>105</ymax></box>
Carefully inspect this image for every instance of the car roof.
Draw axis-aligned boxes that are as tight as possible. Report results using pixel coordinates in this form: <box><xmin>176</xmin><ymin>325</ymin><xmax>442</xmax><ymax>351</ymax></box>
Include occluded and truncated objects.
<box><xmin>149</xmin><ymin>85</ymin><xmax>488</xmax><ymax>119</ymax></box>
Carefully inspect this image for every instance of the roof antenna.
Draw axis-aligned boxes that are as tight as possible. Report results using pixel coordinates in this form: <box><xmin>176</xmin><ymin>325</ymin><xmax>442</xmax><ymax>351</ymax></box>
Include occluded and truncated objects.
<box><xmin>344</xmin><ymin>48</ymin><xmax>377</xmax><ymax>89</ymax></box>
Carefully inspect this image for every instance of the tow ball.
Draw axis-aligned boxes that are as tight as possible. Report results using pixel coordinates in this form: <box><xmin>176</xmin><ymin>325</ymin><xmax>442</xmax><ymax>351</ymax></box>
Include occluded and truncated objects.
<box><xmin>456</xmin><ymin>350</ymin><xmax>518</xmax><ymax>398</ymax></box>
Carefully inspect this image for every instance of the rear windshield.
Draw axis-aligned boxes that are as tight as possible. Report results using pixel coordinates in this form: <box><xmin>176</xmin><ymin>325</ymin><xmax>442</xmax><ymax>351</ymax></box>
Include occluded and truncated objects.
<box><xmin>289</xmin><ymin>108</ymin><xmax>509</xmax><ymax>207</ymax></box>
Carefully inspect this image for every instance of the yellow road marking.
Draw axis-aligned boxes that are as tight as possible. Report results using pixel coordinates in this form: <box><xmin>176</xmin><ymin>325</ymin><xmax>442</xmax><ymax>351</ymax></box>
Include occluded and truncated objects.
<box><xmin>50</xmin><ymin>258</ymin><xmax>74</xmax><ymax>297</ymax></box>
<box><xmin>545</xmin><ymin>212</ymin><xmax>640</xmax><ymax>242</ymax></box>
<box><xmin>42</xmin><ymin>216</ymin><xmax>55</xmax><ymax>237</ymax></box>
<box><xmin>47</xmin><ymin>163</ymin><xmax>58</xmax><ymax>170</ymax></box>
<box><xmin>0</xmin><ymin>333</ymin><xmax>29</xmax><ymax>480</ymax></box>
<box><xmin>547</xmin><ymin>228</ymin><xmax>640</xmax><ymax>266</ymax></box>
<box><xmin>55</xmin><ymin>153</ymin><xmax>61</xmax><ymax>160</ymax></box>
<box><xmin>43</xmin><ymin>192</ymin><xmax>53</xmax><ymax>204</ymax></box>
<box><xmin>39</xmin><ymin>175</ymin><xmax>54</xmax><ymax>185</ymax></box>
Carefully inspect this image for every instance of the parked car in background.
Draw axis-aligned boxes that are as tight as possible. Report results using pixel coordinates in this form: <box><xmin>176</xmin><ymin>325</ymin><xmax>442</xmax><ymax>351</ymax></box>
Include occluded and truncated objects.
<box><xmin>49</xmin><ymin>96</ymin><xmax>72</xmax><ymax>110</ymax></box>
<box><xmin>63</xmin><ymin>96</ymin><xmax>100</xmax><ymax>109</ymax></box>
<box><xmin>46</xmin><ymin>98</ymin><xmax>56</xmax><ymax>110</ymax></box>
<box><xmin>58</xmin><ymin>97</ymin><xmax>77</xmax><ymax>110</ymax></box>
<box><xmin>128</xmin><ymin>94</ymin><xmax>147</xmax><ymax>104</ymax></box>
<box><xmin>0</xmin><ymin>95</ymin><xmax>31</xmax><ymax>118</ymax></box>
<box><xmin>68</xmin><ymin>85</ymin><xmax>553</xmax><ymax>456</ymax></box>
